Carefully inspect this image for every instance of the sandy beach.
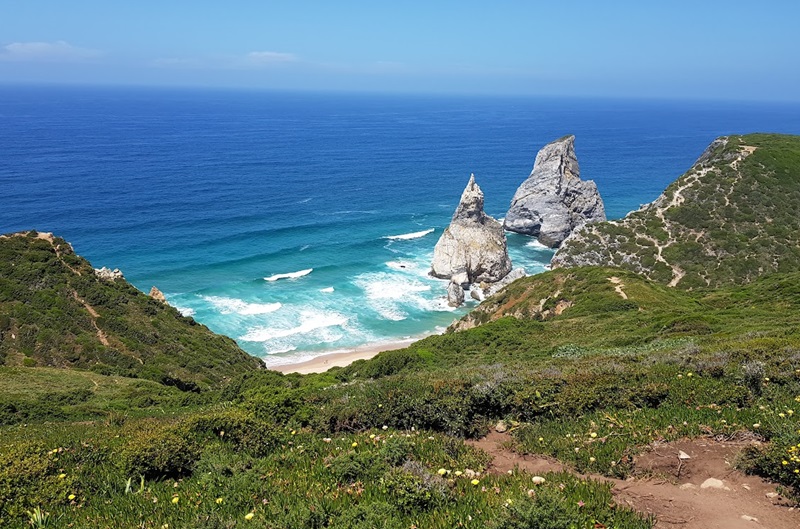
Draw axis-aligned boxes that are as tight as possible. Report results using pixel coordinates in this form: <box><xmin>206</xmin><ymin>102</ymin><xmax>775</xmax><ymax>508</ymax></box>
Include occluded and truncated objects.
<box><xmin>268</xmin><ymin>337</ymin><xmax>424</xmax><ymax>374</ymax></box>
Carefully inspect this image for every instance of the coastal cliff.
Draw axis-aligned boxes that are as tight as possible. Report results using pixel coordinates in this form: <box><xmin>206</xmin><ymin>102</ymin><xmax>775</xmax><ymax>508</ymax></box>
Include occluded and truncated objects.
<box><xmin>505</xmin><ymin>135</ymin><xmax>605</xmax><ymax>247</ymax></box>
<box><xmin>553</xmin><ymin>134</ymin><xmax>800</xmax><ymax>288</ymax></box>
<box><xmin>431</xmin><ymin>174</ymin><xmax>512</xmax><ymax>305</ymax></box>
<box><xmin>0</xmin><ymin>231</ymin><xmax>263</xmax><ymax>388</ymax></box>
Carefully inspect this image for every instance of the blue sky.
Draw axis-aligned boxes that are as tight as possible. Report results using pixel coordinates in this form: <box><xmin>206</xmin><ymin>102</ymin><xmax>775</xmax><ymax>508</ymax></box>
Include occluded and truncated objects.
<box><xmin>1</xmin><ymin>1</ymin><xmax>798</xmax><ymax>100</ymax></box>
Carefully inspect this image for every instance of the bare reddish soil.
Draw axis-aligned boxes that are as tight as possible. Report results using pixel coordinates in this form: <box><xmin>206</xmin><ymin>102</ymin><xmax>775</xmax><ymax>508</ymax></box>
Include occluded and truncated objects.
<box><xmin>469</xmin><ymin>431</ymin><xmax>799</xmax><ymax>529</ymax></box>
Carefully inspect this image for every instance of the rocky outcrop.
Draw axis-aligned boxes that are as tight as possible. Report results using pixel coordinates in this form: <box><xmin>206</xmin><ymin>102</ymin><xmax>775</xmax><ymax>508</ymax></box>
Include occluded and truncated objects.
<box><xmin>504</xmin><ymin>135</ymin><xmax>605</xmax><ymax>247</ymax></box>
<box><xmin>432</xmin><ymin>175</ymin><xmax>513</xmax><ymax>306</ymax></box>
<box><xmin>551</xmin><ymin>134</ymin><xmax>800</xmax><ymax>289</ymax></box>
<box><xmin>149</xmin><ymin>286</ymin><xmax>167</xmax><ymax>304</ymax></box>
<box><xmin>432</xmin><ymin>175</ymin><xmax>512</xmax><ymax>283</ymax></box>
<box><xmin>94</xmin><ymin>267</ymin><xmax>124</xmax><ymax>281</ymax></box>
<box><xmin>446</xmin><ymin>280</ymin><xmax>465</xmax><ymax>307</ymax></box>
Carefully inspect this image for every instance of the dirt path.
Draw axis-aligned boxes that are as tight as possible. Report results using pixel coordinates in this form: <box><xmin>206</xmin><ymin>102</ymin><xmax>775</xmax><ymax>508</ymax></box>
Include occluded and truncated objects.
<box><xmin>608</xmin><ymin>276</ymin><xmax>628</xmax><ymax>299</ymax></box>
<box><xmin>71</xmin><ymin>290</ymin><xmax>110</xmax><ymax>346</ymax></box>
<box><xmin>469</xmin><ymin>431</ymin><xmax>799</xmax><ymax>529</ymax></box>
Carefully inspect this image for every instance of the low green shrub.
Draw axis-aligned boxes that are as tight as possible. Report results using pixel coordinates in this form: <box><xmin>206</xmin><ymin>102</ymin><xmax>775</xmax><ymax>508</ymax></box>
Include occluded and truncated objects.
<box><xmin>183</xmin><ymin>408</ymin><xmax>282</xmax><ymax>457</ymax></box>
<box><xmin>329</xmin><ymin>450</ymin><xmax>386</xmax><ymax>484</ymax></box>
<box><xmin>118</xmin><ymin>421</ymin><xmax>200</xmax><ymax>480</ymax></box>
<box><xmin>380</xmin><ymin>461</ymin><xmax>448</xmax><ymax>512</ymax></box>
<box><xmin>0</xmin><ymin>442</ymin><xmax>73</xmax><ymax>523</ymax></box>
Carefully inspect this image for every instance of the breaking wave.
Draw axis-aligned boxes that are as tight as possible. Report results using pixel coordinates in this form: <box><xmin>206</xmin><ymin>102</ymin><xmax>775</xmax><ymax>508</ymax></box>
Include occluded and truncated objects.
<box><xmin>264</xmin><ymin>268</ymin><xmax>313</xmax><ymax>282</ymax></box>
<box><xmin>382</xmin><ymin>228</ymin><xmax>434</xmax><ymax>240</ymax></box>
<box><xmin>202</xmin><ymin>296</ymin><xmax>282</xmax><ymax>315</ymax></box>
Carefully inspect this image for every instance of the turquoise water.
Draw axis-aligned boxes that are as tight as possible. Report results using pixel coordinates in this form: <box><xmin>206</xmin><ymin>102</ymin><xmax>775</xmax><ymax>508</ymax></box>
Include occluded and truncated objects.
<box><xmin>2</xmin><ymin>87</ymin><xmax>799</xmax><ymax>365</ymax></box>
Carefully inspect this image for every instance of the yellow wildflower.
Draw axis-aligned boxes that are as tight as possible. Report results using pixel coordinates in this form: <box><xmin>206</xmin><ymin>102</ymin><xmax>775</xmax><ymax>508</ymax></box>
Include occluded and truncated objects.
<box><xmin>244</xmin><ymin>512</ymin><xmax>255</xmax><ymax>520</ymax></box>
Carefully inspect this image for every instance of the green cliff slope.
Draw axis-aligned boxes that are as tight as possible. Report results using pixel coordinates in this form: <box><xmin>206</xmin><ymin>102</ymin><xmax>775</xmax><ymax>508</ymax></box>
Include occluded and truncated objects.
<box><xmin>0</xmin><ymin>231</ymin><xmax>263</xmax><ymax>389</ymax></box>
<box><xmin>552</xmin><ymin>134</ymin><xmax>800</xmax><ymax>288</ymax></box>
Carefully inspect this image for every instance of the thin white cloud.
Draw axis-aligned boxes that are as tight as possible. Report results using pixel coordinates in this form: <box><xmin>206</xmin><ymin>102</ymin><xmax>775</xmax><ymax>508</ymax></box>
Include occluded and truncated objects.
<box><xmin>0</xmin><ymin>40</ymin><xmax>102</xmax><ymax>62</ymax></box>
<box><xmin>245</xmin><ymin>51</ymin><xmax>297</xmax><ymax>64</ymax></box>
<box><xmin>149</xmin><ymin>51</ymin><xmax>298</xmax><ymax>70</ymax></box>
<box><xmin>151</xmin><ymin>57</ymin><xmax>205</xmax><ymax>69</ymax></box>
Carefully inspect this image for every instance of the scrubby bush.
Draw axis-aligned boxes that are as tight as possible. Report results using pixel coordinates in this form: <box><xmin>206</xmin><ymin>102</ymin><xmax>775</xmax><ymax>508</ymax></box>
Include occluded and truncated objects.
<box><xmin>183</xmin><ymin>408</ymin><xmax>282</xmax><ymax>457</ymax></box>
<box><xmin>0</xmin><ymin>442</ymin><xmax>72</xmax><ymax>523</ymax></box>
<box><xmin>329</xmin><ymin>450</ymin><xmax>386</xmax><ymax>484</ymax></box>
<box><xmin>380</xmin><ymin>461</ymin><xmax>448</xmax><ymax>513</ymax></box>
<box><xmin>118</xmin><ymin>421</ymin><xmax>200</xmax><ymax>480</ymax></box>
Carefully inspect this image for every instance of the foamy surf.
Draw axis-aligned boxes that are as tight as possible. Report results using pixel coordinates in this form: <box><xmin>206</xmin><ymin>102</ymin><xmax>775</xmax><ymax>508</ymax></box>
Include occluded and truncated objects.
<box><xmin>320</xmin><ymin>287</ymin><xmax>335</xmax><ymax>293</ymax></box>
<box><xmin>239</xmin><ymin>311</ymin><xmax>348</xmax><ymax>342</ymax></box>
<box><xmin>202</xmin><ymin>296</ymin><xmax>282</xmax><ymax>315</ymax></box>
<box><xmin>176</xmin><ymin>306</ymin><xmax>196</xmax><ymax>317</ymax></box>
<box><xmin>354</xmin><ymin>271</ymin><xmax>434</xmax><ymax>321</ymax></box>
<box><xmin>382</xmin><ymin>228</ymin><xmax>434</xmax><ymax>240</ymax></box>
<box><xmin>525</xmin><ymin>239</ymin><xmax>551</xmax><ymax>250</ymax></box>
<box><xmin>264</xmin><ymin>268</ymin><xmax>313</xmax><ymax>282</ymax></box>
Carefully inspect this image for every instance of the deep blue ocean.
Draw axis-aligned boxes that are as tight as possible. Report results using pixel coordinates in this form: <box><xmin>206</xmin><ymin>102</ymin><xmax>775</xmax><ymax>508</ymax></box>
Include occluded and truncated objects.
<box><xmin>2</xmin><ymin>86</ymin><xmax>799</xmax><ymax>366</ymax></box>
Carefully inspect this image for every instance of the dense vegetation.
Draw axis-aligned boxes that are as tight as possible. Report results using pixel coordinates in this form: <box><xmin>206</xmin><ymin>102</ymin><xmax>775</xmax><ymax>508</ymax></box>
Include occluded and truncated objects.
<box><xmin>2</xmin><ymin>264</ymin><xmax>799</xmax><ymax>527</ymax></box>
<box><xmin>2</xmin><ymin>134</ymin><xmax>800</xmax><ymax>527</ymax></box>
<box><xmin>553</xmin><ymin>134</ymin><xmax>800</xmax><ymax>289</ymax></box>
<box><xmin>0</xmin><ymin>231</ymin><xmax>263</xmax><ymax>389</ymax></box>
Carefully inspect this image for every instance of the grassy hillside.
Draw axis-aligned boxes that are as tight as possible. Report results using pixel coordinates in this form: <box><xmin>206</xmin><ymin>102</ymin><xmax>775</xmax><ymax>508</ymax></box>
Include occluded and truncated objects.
<box><xmin>3</xmin><ymin>132</ymin><xmax>800</xmax><ymax>527</ymax></box>
<box><xmin>553</xmin><ymin>134</ymin><xmax>800</xmax><ymax>289</ymax></box>
<box><xmin>0</xmin><ymin>231</ymin><xmax>263</xmax><ymax>389</ymax></box>
<box><xmin>2</xmin><ymin>266</ymin><xmax>799</xmax><ymax>527</ymax></box>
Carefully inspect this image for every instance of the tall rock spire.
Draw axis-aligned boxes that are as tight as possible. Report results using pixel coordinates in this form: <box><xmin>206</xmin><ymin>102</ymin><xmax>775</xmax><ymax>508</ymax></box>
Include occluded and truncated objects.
<box><xmin>431</xmin><ymin>174</ymin><xmax>512</xmax><ymax>306</ymax></box>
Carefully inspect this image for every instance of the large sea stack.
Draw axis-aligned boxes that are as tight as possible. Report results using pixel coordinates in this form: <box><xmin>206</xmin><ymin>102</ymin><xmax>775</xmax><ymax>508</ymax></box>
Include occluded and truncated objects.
<box><xmin>431</xmin><ymin>174</ymin><xmax>512</xmax><ymax>305</ymax></box>
<box><xmin>504</xmin><ymin>135</ymin><xmax>605</xmax><ymax>247</ymax></box>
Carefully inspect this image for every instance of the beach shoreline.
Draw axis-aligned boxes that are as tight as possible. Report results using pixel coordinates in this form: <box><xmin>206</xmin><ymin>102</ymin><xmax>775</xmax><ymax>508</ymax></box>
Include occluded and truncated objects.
<box><xmin>267</xmin><ymin>337</ymin><xmax>426</xmax><ymax>374</ymax></box>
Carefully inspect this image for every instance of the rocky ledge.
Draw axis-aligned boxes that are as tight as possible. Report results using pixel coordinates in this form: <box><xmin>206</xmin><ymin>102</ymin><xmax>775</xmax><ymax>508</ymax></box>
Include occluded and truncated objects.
<box><xmin>431</xmin><ymin>174</ymin><xmax>513</xmax><ymax>306</ymax></box>
<box><xmin>504</xmin><ymin>135</ymin><xmax>605</xmax><ymax>247</ymax></box>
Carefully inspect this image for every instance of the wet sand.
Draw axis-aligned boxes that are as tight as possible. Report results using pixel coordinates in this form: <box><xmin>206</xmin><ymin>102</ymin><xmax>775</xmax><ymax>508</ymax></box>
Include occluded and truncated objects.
<box><xmin>268</xmin><ymin>338</ymin><xmax>423</xmax><ymax>374</ymax></box>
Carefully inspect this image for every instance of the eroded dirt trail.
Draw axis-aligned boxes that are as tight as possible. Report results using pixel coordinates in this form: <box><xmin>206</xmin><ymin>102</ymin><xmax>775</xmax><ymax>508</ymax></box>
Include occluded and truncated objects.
<box><xmin>469</xmin><ymin>431</ymin><xmax>799</xmax><ymax>529</ymax></box>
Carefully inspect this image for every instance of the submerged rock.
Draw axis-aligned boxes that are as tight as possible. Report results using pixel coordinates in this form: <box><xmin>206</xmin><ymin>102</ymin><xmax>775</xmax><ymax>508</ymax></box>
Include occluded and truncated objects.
<box><xmin>431</xmin><ymin>174</ymin><xmax>512</xmax><ymax>284</ymax></box>
<box><xmin>504</xmin><ymin>135</ymin><xmax>605</xmax><ymax>247</ymax></box>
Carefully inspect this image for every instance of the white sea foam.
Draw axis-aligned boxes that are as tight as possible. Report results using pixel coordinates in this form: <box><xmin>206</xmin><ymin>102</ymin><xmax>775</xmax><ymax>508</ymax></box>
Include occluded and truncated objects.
<box><xmin>239</xmin><ymin>311</ymin><xmax>348</xmax><ymax>342</ymax></box>
<box><xmin>525</xmin><ymin>239</ymin><xmax>550</xmax><ymax>249</ymax></box>
<box><xmin>265</xmin><ymin>346</ymin><xmax>297</xmax><ymax>356</ymax></box>
<box><xmin>176</xmin><ymin>306</ymin><xmax>196</xmax><ymax>317</ymax></box>
<box><xmin>320</xmin><ymin>287</ymin><xmax>335</xmax><ymax>293</ymax></box>
<box><xmin>264</xmin><ymin>268</ymin><xmax>313</xmax><ymax>282</ymax></box>
<box><xmin>382</xmin><ymin>228</ymin><xmax>435</xmax><ymax>240</ymax></box>
<box><xmin>202</xmin><ymin>296</ymin><xmax>282</xmax><ymax>315</ymax></box>
<box><xmin>354</xmin><ymin>272</ymin><xmax>433</xmax><ymax>321</ymax></box>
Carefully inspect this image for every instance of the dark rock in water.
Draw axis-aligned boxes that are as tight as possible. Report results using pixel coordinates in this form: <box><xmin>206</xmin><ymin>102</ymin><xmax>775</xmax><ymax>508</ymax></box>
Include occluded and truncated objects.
<box><xmin>504</xmin><ymin>135</ymin><xmax>606</xmax><ymax>247</ymax></box>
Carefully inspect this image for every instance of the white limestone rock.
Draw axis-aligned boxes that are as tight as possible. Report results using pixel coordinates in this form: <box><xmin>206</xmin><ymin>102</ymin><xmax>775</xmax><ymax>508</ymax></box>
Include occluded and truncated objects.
<box><xmin>94</xmin><ymin>267</ymin><xmax>124</xmax><ymax>281</ymax></box>
<box><xmin>431</xmin><ymin>174</ymin><xmax>512</xmax><ymax>286</ymax></box>
<box><xmin>504</xmin><ymin>135</ymin><xmax>606</xmax><ymax>247</ymax></box>
<box><xmin>446</xmin><ymin>280</ymin><xmax>465</xmax><ymax>307</ymax></box>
